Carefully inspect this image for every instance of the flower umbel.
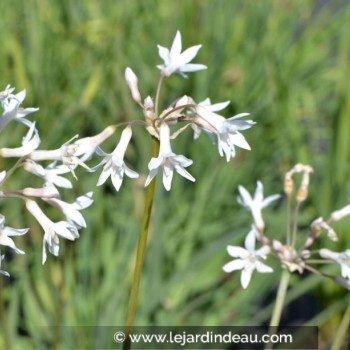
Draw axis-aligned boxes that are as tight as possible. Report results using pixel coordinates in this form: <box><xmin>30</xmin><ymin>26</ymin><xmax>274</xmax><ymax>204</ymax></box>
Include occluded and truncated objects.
<box><xmin>0</xmin><ymin>32</ymin><xmax>253</xmax><ymax>280</ymax></box>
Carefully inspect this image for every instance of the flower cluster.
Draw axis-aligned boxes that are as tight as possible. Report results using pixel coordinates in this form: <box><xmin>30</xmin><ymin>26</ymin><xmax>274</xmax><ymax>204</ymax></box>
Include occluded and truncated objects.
<box><xmin>1</xmin><ymin>31</ymin><xmax>255</xmax><ymax>276</ymax></box>
<box><xmin>0</xmin><ymin>86</ymin><xmax>93</xmax><ymax>273</ymax></box>
<box><xmin>122</xmin><ymin>30</ymin><xmax>255</xmax><ymax>190</ymax></box>
<box><xmin>223</xmin><ymin>163</ymin><xmax>350</xmax><ymax>290</ymax></box>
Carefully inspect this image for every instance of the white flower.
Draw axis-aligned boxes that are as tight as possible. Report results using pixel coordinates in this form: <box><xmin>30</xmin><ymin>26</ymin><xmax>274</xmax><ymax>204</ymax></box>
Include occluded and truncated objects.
<box><xmin>92</xmin><ymin>126</ymin><xmax>139</xmax><ymax>191</ymax></box>
<box><xmin>0</xmin><ymin>215</ymin><xmax>28</xmax><ymax>255</ymax></box>
<box><xmin>223</xmin><ymin>228</ymin><xmax>273</xmax><ymax>289</ymax></box>
<box><xmin>192</xmin><ymin>98</ymin><xmax>230</xmax><ymax>139</ymax></box>
<box><xmin>29</xmin><ymin>127</ymin><xmax>114</xmax><ymax>179</ymax></box>
<box><xmin>45</xmin><ymin>192</ymin><xmax>93</xmax><ymax>229</ymax></box>
<box><xmin>24</xmin><ymin>160</ymin><xmax>73</xmax><ymax>189</ymax></box>
<box><xmin>157</xmin><ymin>31</ymin><xmax>207</xmax><ymax>78</ymax></box>
<box><xmin>144</xmin><ymin>122</ymin><xmax>195</xmax><ymax>191</ymax></box>
<box><xmin>73</xmin><ymin>125</ymin><xmax>116</xmax><ymax>162</ymax></box>
<box><xmin>25</xmin><ymin>200</ymin><xmax>79</xmax><ymax>264</ymax></box>
<box><xmin>237</xmin><ymin>181</ymin><xmax>281</xmax><ymax>232</ymax></box>
<box><xmin>0</xmin><ymin>122</ymin><xmax>40</xmax><ymax>157</ymax></box>
<box><xmin>0</xmin><ymin>254</ymin><xmax>10</xmax><ymax>277</ymax></box>
<box><xmin>30</xmin><ymin>136</ymin><xmax>90</xmax><ymax>178</ymax></box>
<box><xmin>195</xmin><ymin>105</ymin><xmax>255</xmax><ymax>161</ymax></box>
<box><xmin>319</xmin><ymin>248</ymin><xmax>350</xmax><ymax>280</ymax></box>
<box><xmin>0</xmin><ymin>87</ymin><xmax>38</xmax><ymax>131</ymax></box>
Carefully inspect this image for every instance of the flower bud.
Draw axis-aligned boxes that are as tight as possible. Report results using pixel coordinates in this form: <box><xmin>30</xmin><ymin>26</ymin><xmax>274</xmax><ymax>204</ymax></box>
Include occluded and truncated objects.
<box><xmin>125</xmin><ymin>67</ymin><xmax>142</xmax><ymax>104</ymax></box>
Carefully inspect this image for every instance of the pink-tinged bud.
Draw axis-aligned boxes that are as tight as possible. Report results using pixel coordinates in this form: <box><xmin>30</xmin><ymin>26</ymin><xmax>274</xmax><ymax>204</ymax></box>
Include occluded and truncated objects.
<box><xmin>283</xmin><ymin>175</ymin><xmax>293</xmax><ymax>195</ymax></box>
<box><xmin>125</xmin><ymin>67</ymin><xmax>142</xmax><ymax>104</ymax></box>
<box><xmin>143</xmin><ymin>96</ymin><xmax>155</xmax><ymax>123</ymax></box>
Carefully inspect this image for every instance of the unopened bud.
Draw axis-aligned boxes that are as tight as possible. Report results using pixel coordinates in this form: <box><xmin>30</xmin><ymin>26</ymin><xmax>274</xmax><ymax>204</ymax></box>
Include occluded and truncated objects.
<box><xmin>296</xmin><ymin>188</ymin><xmax>308</xmax><ymax>202</ymax></box>
<box><xmin>125</xmin><ymin>67</ymin><xmax>142</xmax><ymax>104</ymax></box>
<box><xmin>284</xmin><ymin>176</ymin><xmax>293</xmax><ymax>195</ymax></box>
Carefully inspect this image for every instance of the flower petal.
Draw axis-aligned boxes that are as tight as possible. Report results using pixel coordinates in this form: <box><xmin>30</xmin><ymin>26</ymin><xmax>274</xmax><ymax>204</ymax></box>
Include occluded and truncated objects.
<box><xmin>223</xmin><ymin>259</ymin><xmax>246</xmax><ymax>273</ymax></box>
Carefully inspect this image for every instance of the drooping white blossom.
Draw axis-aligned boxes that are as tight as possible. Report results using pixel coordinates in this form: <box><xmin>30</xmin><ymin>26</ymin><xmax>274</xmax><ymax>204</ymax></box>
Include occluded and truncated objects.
<box><xmin>92</xmin><ymin>126</ymin><xmax>139</xmax><ymax>191</ymax></box>
<box><xmin>45</xmin><ymin>192</ymin><xmax>93</xmax><ymax>229</ymax></box>
<box><xmin>194</xmin><ymin>105</ymin><xmax>255</xmax><ymax>161</ymax></box>
<box><xmin>25</xmin><ymin>200</ymin><xmax>80</xmax><ymax>264</ymax></box>
<box><xmin>145</xmin><ymin>122</ymin><xmax>195</xmax><ymax>191</ymax></box>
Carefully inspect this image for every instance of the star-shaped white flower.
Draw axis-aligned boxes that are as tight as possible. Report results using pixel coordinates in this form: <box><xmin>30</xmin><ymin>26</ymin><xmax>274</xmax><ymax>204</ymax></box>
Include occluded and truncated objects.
<box><xmin>223</xmin><ymin>229</ymin><xmax>273</xmax><ymax>289</ymax></box>
<box><xmin>237</xmin><ymin>181</ymin><xmax>281</xmax><ymax>232</ymax></box>
<box><xmin>195</xmin><ymin>105</ymin><xmax>255</xmax><ymax>161</ymax></box>
<box><xmin>0</xmin><ymin>87</ymin><xmax>38</xmax><ymax>131</ymax></box>
<box><xmin>319</xmin><ymin>248</ymin><xmax>350</xmax><ymax>280</ymax></box>
<box><xmin>26</xmin><ymin>200</ymin><xmax>79</xmax><ymax>264</ymax></box>
<box><xmin>0</xmin><ymin>215</ymin><xmax>28</xmax><ymax>255</ymax></box>
<box><xmin>157</xmin><ymin>31</ymin><xmax>207</xmax><ymax>78</ymax></box>
<box><xmin>145</xmin><ymin>122</ymin><xmax>195</xmax><ymax>191</ymax></box>
<box><xmin>92</xmin><ymin>126</ymin><xmax>139</xmax><ymax>191</ymax></box>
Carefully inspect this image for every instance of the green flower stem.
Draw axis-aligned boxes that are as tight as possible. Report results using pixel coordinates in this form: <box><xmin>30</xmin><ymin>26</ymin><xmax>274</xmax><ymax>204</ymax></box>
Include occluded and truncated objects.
<box><xmin>330</xmin><ymin>297</ymin><xmax>350</xmax><ymax>350</ymax></box>
<box><xmin>265</xmin><ymin>269</ymin><xmax>290</xmax><ymax>350</ymax></box>
<box><xmin>53</xmin><ymin>249</ymin><xmax>67</xmax><ymax>350</ymax></box>
<box><xmin>124</xmin><ymin>136</ymin><xmax>160</xmax><ymax>350</ymax></box>
<box><xmin>0</xmin><ymin>277</ymin><xmax>11</xmax><ymax>350</ymax></box>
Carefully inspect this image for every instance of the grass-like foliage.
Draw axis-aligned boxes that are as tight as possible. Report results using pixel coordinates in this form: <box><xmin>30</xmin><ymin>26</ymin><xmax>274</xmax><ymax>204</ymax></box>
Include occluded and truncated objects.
<box><xmin>0</xmin><ymin>0</ymin><xmax>349</xmax><ymax>349</ymax></box>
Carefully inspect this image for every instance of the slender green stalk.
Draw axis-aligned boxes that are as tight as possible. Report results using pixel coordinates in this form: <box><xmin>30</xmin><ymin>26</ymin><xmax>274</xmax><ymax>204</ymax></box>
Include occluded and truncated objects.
<box><xmin>155</xmin><ymin>76</ymin><xmax>164</xmax><ymax>119</ymax></box>
<box><xmin>123</xmin><ymin>137</ymin><xmax>160</xmax><ymax>350</ymax></box>
<box><xmin>285</xmin><ymin>194</ymin><xmax>291</xmax><ymax>246</ymax></box>
<box><xmin>330</xmin><ymin>299</ymin><xmax>350</xmax><ymax>350</ymax></box>
<box><xmin>0</xmin><ymin>274</ymin><xmax>11</xmax><ymax>350</ymax></box>
<box><xmin>53</xmin><ymin>246</ymin><xmax>67</xmax><ymax>350</ymax></box>
<box><xmin>265</xmin><ymin>269</ymin><xmax>290</xmax><ymax>350</ymax></box>
<box><xmin>291</xmin><ymin>202</ymin><xmax>300</xmax><ymax>248</ymax></box>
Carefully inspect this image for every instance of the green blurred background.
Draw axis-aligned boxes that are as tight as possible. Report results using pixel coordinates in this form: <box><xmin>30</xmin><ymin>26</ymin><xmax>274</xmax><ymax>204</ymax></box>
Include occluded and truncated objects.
<box><xmin>1</xmin><ymin>0</ymin><xmax>350</xmax><ymax>348</ymax></box>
